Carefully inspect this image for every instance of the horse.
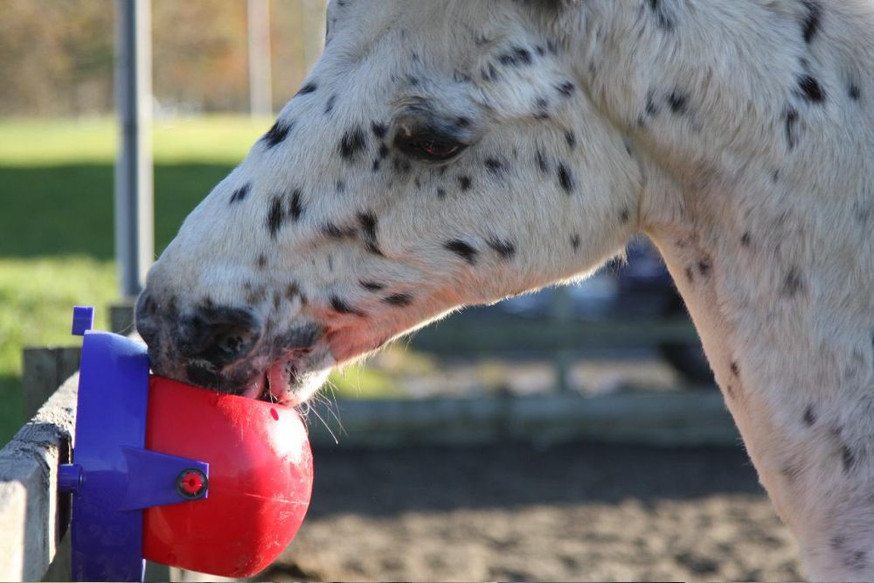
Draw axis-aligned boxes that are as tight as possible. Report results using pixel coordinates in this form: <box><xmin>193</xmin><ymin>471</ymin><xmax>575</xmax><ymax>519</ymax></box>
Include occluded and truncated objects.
<box><xmin>135</xmin><ymin>1</ymin><xmax>874</xmax><ymax>578</ymax></box>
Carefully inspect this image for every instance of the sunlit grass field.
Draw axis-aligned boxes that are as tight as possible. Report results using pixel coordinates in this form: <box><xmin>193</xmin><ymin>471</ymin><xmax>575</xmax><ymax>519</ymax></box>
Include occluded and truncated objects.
<box><xmin>0</xmin><ymin>116</ymin><xmax>268</xmax><ymax>166</ymax></box>
<box><xmin>0</xmin><ymin>116</ymin><xmax>401</xmax><ymax>446</ymax></box>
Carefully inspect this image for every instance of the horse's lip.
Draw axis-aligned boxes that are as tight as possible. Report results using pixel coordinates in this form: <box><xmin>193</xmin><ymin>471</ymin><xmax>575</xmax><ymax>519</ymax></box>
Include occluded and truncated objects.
<box><xmin>265</xmin><ymin>358</ymin><xmax>301</xmax><ymax>404</ymax></box>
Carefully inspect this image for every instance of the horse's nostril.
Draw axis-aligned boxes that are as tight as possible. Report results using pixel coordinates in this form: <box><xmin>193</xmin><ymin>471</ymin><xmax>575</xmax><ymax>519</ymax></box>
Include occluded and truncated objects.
<box><xmin>179</xmin><ymin>305</ymin><xmax>263</xmax><ymax>368</ymax></box>
<box><xmin>211</xmin><ymin>325</ymin><xmax>252</xmax><ymax>360</ymax></box>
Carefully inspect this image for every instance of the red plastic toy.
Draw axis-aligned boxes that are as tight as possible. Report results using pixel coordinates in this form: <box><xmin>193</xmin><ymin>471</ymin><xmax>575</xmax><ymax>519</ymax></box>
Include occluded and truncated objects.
<box><xmin>144</xmin><ymin>377</ymin><xmax>313</xmax><ymax>577</ymax></box>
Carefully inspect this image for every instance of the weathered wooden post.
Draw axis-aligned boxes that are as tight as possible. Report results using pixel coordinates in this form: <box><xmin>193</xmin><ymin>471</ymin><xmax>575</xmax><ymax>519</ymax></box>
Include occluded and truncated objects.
<box><xmin>22</xmin><ymin>348</ymin><xmax>81</xmax><ymax>418</ymax></box>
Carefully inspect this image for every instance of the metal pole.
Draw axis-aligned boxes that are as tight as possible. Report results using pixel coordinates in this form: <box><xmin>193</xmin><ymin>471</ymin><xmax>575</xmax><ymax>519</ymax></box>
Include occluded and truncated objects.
<box><xmin>115</xmin><ymin>0</ymin><xmax>154</xmax><ymax>299</ymax></box>
<box><xmin>248</xmin><ymin>0</ymin><xmax>273</xmax><ymax>118</ymax></box>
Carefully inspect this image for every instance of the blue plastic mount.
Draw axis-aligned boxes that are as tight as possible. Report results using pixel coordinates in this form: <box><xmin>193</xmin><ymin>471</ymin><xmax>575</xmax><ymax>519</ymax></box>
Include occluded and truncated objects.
<box><xmin>59</xmin><ymin>308</ymin><xmax>209</xmax><ymax>582</ymax></box>
<box><xmin>71</xmin><ymin>306</ymin><xmax>94</xmax><ymax>336</ymax></box>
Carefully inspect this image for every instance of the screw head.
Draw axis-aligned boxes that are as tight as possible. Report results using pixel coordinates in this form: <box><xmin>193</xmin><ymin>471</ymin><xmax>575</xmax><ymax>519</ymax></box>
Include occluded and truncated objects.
<box><xmin>176</xmin><ymin>468</ymin><xmax>208</xmax><ymax>500</ymax></box>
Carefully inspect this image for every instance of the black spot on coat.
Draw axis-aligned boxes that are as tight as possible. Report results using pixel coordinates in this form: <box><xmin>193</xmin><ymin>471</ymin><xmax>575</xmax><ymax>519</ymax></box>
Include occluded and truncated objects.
<box><xmin>487</xmin><ymin>238</ymin><xmax>516</xmax><ymax>260</ymax></box>
<box><xmin>393</xmin><ymin>156</ymin><xmax>412</xmax><ymax>175</ymax></box>
<box><xmin>358</xmin><ymin>212</ymin><xmax>381</xmax><ymax>255</ymax></box>
<box><xmin>458</xmin><ymin>175</ymin><xmax>473</xmax><ymax>191</ymax></box>
<box><xmin>330</xmin><ymin>296</ymin><xmax>366</xmax><ymax>317</ymax></box>
<box><xmin>324</xmin><ymin>94</ymin><xmax>337</xmax><ymax>115</ymax></box>
<box><xmin>371</xmin><ymin>122</ymin><xmax>388</xmax><ymax>139</ymax></box>
<box><xmin>784</xmin><ymin>107</ymin><xmax>800</xmax><ymax>150</ymax></box>
<box><xmin>484</xmin><ymin>157</ymin><xmax>505</xmax><ymax>175</ymax></box>
<box><xmin>296</xmin><ymin>81</ymin><xmax>318</xmax><ymax>96</ymax></box>
<box><xmin>534</xmin><ymin>97</ymin><xmax>551</xmax><ymax>119</ymax></box>
<box><xmin>798</xmin><ymin>75</ymin><xmax>826</xmax><ymax>103</ymax></box>
<box><xmin>557</xmin><ymin>163</ymin><xmax>574</xmax><ymax>194</ymax></box>
<box><xmin>339</xmin><ymin>127</ymin><xmax>367</xmax><ymax>160</ymax></box>
<box><xmin>801</xmin><ymin>1</ymin><xmax>822</xmax><ymax>44</ymax></box>
<box><xmin>556</xmin><ymin>81</ymin><xmax>576</xmax><ymax>97</ymax></box>
<box><xmin>229</xmin><ymin>183</ymin><xmax>251</xmax><ymax>205</ymax></box>
<box><xmin>619</xmin><ymin>208</ymin><xmax>630</xmax><ymax>224</ymax></box>
<box><xmin>383</xmin><ymin>293</ymin><xmax>414</xmax><ymax>307</ymax></box>
<box><xmin>803</xmin><ymin>405</ymin><xmax>817</xmax><ymax>426</ymax></box>
<box><xmin>668</xmin><ymin>91</ymin><xmax>688</xmax><ymax>114</ymax></box>
<box><xmin>645</xmin><ymin>91</ymin><xmax>660</xmax><ymax>117</ymax></box>
<box><xmin>848</xmin><ymin>550</ymin><xmax>867</xmax><ymax>572</ymax></box>
<box><xmin>481</xmin><ymin>63</ymin><xmax>499</xmax><ymax>82</ymax></box>
<box><xmin>262</xmin><ymin>121</ymin><xmax>293</xmax><ymax>149</ymax></box>
<box><xmin>647</xmin><ymin>0</ymin><xmax>675</xmax><ymax>31</ymax></box>
<box><xmin>288</xmin><ymin>189</ymin><xmax>303</xmax><ymax>221</ymax></box>
<box><xmin>445</xmin><ymin>239</ymin><xmax>478</xmax><ymax>265</ymax></box>
<box><xmin>498</xmin><ymin>46</ymin><xmax>533</xmax><ymax>66</ymax></box>
<box><xmin>286</xmin><ymin>281</ymin><xmax>303</xmax><ymax>302</ymax></box>
<box><xmin>267</xmin><ymin>196</ymin><xmax>284</xmax><ymax>238</ymax></box>
<box><xmin>536</xmin><ymin>150</ymin><xmax>549</xmax><ymax>174</ymax></box>
<box><xmin>781</xmin><ymin>267</ymin><xmax>805</xmax><ymax>297</ymax></box>
<box><xmin>322</xmin><ymin>222</ymin><xmax>356</xmax><ymax>239</ymax></box>
<box><xmin>849</xmin><ymin>84</ymin><xmax>861</xmax><ymax>101</ymax></box>
<box><xmin>841</xmin><ymin>445</ymin><xmax>856</xmax><ymax>473</ymax></box>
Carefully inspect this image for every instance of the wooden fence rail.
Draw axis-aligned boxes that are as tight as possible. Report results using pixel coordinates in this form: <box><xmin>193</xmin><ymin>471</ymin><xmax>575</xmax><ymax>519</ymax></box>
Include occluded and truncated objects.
<box><xmin>0</xmin><ymin>373</ymin><xmax>77</xmax><ymax>582</ymax></box>
<box><xmin>410</xmin><ymin>317</ymin><xmax>698</xmax><ymax>354</ymax></box>
<box><xmin>306</xmin><ymin>390</ymin><xmax>738</xmax><ymax>448</ymax></box>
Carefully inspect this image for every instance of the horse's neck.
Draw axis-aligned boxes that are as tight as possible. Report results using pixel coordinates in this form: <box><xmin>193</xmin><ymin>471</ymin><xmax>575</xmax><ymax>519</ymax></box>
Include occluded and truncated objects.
<box><xmin>577</xmin><ymin>1</ymin><xmax>874</xmax><ymax>577</ymax></box>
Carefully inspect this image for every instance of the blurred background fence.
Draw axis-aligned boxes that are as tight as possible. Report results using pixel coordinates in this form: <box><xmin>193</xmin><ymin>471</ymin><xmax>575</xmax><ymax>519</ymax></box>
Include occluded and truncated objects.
<box><xmin>0</xmin><ymin>0</ymin><xmax>326</xmax><ymax>117</ymax></box>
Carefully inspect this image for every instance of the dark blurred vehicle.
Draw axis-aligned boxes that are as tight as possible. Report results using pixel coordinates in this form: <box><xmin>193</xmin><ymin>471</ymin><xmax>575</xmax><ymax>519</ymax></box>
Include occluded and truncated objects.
<box><xmin>497</xmin><ymin>236</ymin><xmax>714</xmax><ymax>385</ymax></box>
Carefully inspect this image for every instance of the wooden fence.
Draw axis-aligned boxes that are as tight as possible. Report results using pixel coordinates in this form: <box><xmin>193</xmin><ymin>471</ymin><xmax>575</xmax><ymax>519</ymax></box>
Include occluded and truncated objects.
<box><xmin>0</xmin><ymin>373</ymin><xmax>76</xmax><ymax>581</ymax></box>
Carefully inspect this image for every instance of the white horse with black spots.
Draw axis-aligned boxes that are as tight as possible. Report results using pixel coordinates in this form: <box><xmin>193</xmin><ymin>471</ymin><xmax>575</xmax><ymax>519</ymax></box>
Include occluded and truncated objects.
<box><xmin>136</xmin><ymin>0</ymin><xmax>874</xmax><ymax>579</ymax></box>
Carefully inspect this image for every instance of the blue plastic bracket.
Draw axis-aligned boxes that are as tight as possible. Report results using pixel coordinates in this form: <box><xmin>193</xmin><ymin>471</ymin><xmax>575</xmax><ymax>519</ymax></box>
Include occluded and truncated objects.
<box><xmin>71</xmin><ymin>306</ymin><xmax>94</xmax><ymax>336</ymax></box>
<box><xmin>63</xmin><ymin>307</ymin><xmax>209</xmax><ymax>582</ymax></box>
<box><xmin>119</xmin><ymin>447</ymin><xmax>209</xmax><ymax>511</ymax></box>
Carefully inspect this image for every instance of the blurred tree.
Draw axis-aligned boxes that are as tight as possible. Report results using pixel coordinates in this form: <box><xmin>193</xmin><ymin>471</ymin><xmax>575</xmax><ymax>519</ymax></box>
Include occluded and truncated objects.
<box><xmin>152</xmin><ymin>0</ymin><xmax>248</xmax><ymax>113</ymax></box>
<box><xmin>0</xmin><ymin>0</ymin><xmax>113</xmax><ymax>116</ymax></box>
<box><xmin>0</xmin><ymin>0</ymin><xmax>325</xmax><ymax>117</ymax></box>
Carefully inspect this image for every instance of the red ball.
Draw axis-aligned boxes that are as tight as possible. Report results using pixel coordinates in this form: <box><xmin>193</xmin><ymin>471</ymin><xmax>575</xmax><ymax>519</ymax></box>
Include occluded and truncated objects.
<box><xmin>142</xmin><ymin>376</ymin><xmax>313</xmax><ymax>577</ymax></box>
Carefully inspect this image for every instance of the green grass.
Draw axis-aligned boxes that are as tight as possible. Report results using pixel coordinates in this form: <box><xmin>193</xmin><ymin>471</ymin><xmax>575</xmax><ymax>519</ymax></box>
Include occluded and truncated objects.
<box><xmin>0</xmin><ymin>116</ymin><xmax>270</xmax><ymax>258</ymax></box>
<box><xmin>0</xmin><ymin>116</ymin><xmax>272</xmax><ymax>166</ymax></box>
<box><xmin>0</xmin><ymin>257</ymin><xmax>116</xmax><ymax>446</ymax></box>
<box><xmin>0</xmin><ymin>117</ymin><xmax>406</xmax><ymax>448</ymax></box>
<box><xmin>0</xmin><ymin>163</ymin><xmax>238</xmax><ymax>258</ymax></box>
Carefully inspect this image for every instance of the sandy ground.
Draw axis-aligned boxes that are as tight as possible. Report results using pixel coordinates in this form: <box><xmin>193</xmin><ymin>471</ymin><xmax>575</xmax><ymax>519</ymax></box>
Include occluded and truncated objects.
<box><xmin>264</xmin><ymin>442</ymin><xmax>803</xmax><ymax>582</ymax></box>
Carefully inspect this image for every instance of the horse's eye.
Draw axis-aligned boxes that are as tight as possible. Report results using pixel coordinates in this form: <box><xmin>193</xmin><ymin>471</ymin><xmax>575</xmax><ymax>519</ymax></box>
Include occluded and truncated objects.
<box><xmin>394</xmin><ymin>131</ymin><xmax>467</xmax><ymax>164</ymax></box>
